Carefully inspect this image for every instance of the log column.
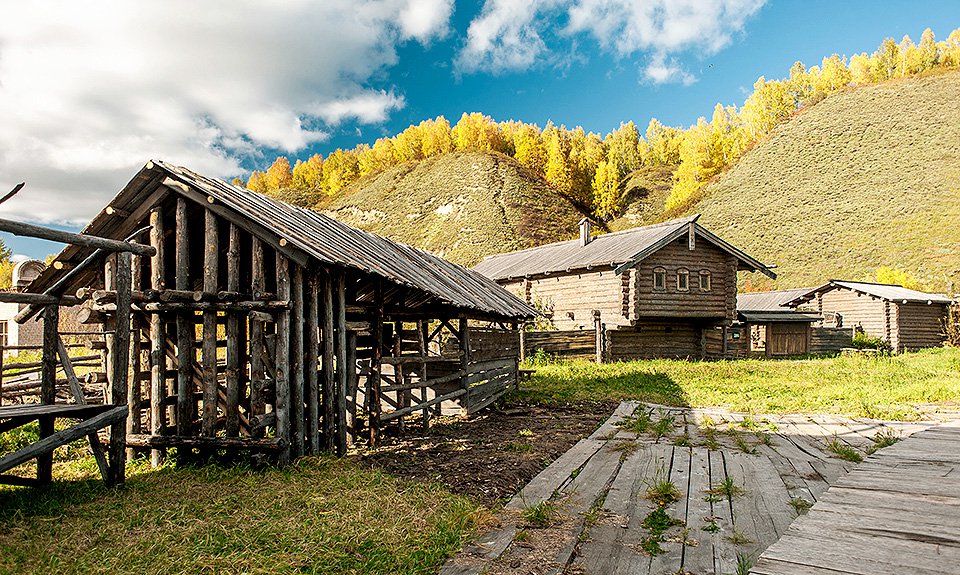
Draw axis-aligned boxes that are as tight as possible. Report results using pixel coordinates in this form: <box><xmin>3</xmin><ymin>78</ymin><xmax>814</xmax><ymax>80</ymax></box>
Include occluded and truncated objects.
<box><xmin>225</xmin><ymin>224</ymin><xmax>241</xmax><ymax>438</ymax></box>
<box><xmin>36</xmin><ymin>304</ymin><xmax>59</xmax><ymax>485</ymax></box>
<box><xmin>334</xmin><ymin>271</ymin><xmax>348</xmax><ymax>455</ymax></box>
<box><xmin>174</xmin><ymin>198</ymin><xmax>193</xmax><ymax>463</ymax></box>
<box><xmin>149</xmin><ymin>207</ymin><xmax>166</xmax><ymax>467</ymax></box>
<box><xmin>367</xmin><ymin>281</ymin><xmax>383</xmax><ymax>446</ymax></box>
<box><xmin>274</xmin><ymin>254</ymin><xmax>291</xmax><ymax>465</ymax></box>
<box><xmin>321</xmin><ymin>271</ymin><xmax>335</xmax><ymax>450</ymax></box>
<box><xmin>306</xmin><ymin>273</ymin><xmax>320</xmax><ymax>454</ymax></box>
<box><xmin>249</xmin><ymin>238</ymin><xmax>266</xmax><ymax>436</ymax></box>
<box><xmin>290</xmin><ymin>265</ymin><xmax>305</xmax><ymax>458</ymax></box>
<box><xmin>109</xmin><ymin>251</ymin><xmax>131</xmax><ymax>485</ymax></box>
<box><xmin>201</xmin><ymin>210</ymin><xmax>219</xmax><ymax>439</ymax></box>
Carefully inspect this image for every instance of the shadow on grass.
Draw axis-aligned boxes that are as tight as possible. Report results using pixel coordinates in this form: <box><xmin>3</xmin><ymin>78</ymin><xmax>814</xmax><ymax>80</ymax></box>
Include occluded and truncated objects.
<box><xmin>509</xmin><ymin>365</ymin><xmax>690</xmax><ymax>409</ymax></box>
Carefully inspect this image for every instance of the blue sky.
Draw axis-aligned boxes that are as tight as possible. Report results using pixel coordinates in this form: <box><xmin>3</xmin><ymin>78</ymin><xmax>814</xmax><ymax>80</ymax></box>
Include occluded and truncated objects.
<box><xmin>1</xmin><ymin>0</ymin><xmax>958</xmax><ymax>259</ymax></box>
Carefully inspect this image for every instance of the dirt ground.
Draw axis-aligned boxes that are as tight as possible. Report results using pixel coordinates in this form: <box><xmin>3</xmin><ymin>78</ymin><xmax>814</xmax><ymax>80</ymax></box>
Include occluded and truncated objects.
<box><xmin>358</xmin><ymin>401</ymin><xmax>617</xmax><ymax>508</ymax></box>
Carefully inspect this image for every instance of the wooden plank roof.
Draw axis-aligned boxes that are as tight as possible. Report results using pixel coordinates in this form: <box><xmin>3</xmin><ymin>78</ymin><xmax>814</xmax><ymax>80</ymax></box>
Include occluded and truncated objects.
<box><xmin>737</xmin><ymin>288</ymin><xmax>814</xmax><ymax>312</ymax></box>
<box><xmin>472</xmin><ymin>215</ymin><xmax>776</xmax><ymax>281</ymax></box>
<box><xmin>28</xmin><ymin>160</ymin><xmax>536</xmax><ymax>321</ymax></box>
<box><xmin>785</xmin><ymin>280</ymin><xmax>954</xmax><ymax>307</ymax></box>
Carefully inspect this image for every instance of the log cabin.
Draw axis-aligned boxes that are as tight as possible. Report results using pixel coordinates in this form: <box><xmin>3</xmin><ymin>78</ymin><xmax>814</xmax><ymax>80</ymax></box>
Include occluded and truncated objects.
<box><xmin>473</xmin><ymin>216</ymin><xmax>776</xmax><ymax>360</ymax></box>
<box><xmin>23</xmin><ymin>160</ymin><xmax>535</xmax><ymax>466</ymax></box>
<box><xmin>784</xmin><ymin>280</ymin><xmax>954</xmax><ymax>353</ymax></box>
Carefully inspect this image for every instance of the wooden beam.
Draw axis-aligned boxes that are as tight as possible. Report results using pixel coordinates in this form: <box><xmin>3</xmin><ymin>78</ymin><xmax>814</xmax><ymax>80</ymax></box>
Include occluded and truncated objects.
<box><xmin>225</xmin><ymin>223</ymin><xmax>241</xmax><ymax>438</ymax></box>
<box><xmin>125</xmin><ymin>434</ymin><xmax>285</xmax><ymax>451</ymax></box>
<box><xmin>201</xmin><ymin>209</ymin><xmax>219</xmax><ymax>438</ymax></box>
<box><xmin>248</xmin><ymin>237</ymin><xmax>266</xmax><ymax>438</ymax></box>
<box><xmin>37</xmin><ymin>305</ymin><xmax>59</xmax><ymax>484</ymax></box>
<box><xmin>175</xmin><ymin>197</ymin><xmax>193</xmax><ymax>460</ymax></box>
<box><xmin>149</xmin><ymin>207</ymin><xmax>166</xmax><ymax>467</ymax></box>
<box><xmin>289</xmin><ymin>265</ymin><xmax>305</xmax><ymax>458</ymax></box>
<box><xmin>0</xmin><ymin>292</ymin><xmax>79</xmax><ymax>306</ymax></box>
<box><xmin>0</xmin><ymin>217</ymin><xmax>155</xmax><ymax>256</ymax></box>
<box><xmin>274</xmin><ymin>254</ymin><xmax>291</xmax><ymax>465</ymax></box>
<box><xmin>321</xmin><ymin>271</ymin><xmax>335</xmax><ymax>451</ymax></box>
<box><xmin>109</xmin><ymin>251</ymin><xmax>132</xmax><ymax>485</ymax></box>
<box><xmin>334</xmin><ymin>271</ymin><xmax>348</xmax><ymax>456</ymax></box>
<box><xmin>368</xmin><ymin>280</ymin><xmax>384</xmax><ymax>446</ymax></box>
<box><xmin>306</xmin><ymin>273</ymin><xmax>320</xmax><ymax>455</ymax></box>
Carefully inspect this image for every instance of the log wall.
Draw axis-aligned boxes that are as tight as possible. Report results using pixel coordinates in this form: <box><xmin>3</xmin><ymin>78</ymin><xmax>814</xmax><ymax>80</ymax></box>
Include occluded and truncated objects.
<box><xmin>810</xmin><ymin>326</ymin><xmax>854</xmax><ymax>354</ymax></box>
<box><xmin>523</xmin><ymin>330</ymin><xmax>596</xmax><ymax>361</ymax></box>
<box><xmin>606</xmin><ymin>320</ymin><xmax>705</xmax><ymax>360</ymax></box>
<box><xmin>817</xmin><ymin>290</ymin><xmax>886</xmax><ymax>339</ymax></box>
<box><xmin>895</xmin><ymin>302</ymin><xmax>949</xmax><ymax>351</ymax></box>
<box><xmin>634</xmin><ymin>238</ymin><xmax>736</xmax><ymax>321</ymax></box>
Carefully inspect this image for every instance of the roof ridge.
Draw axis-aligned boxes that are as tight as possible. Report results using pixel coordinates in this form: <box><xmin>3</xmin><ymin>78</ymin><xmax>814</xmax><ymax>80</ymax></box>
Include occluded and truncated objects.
<box><xmin>479</xmin><ymin>214</ymin><xmax>697</xmax><ymax>262</ymax></box>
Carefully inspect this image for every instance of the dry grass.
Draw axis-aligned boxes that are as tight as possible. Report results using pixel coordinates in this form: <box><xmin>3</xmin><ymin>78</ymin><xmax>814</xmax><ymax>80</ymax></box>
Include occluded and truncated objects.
<box><xmin>692</xmin><ymin>71</ymin><xmax>960</xmax><ymax>291</ymax></box>
<box><xmin>0</xmin><ymin>457</ymin><xmax>482</xmax><ymax>575</ymax></box>
<box><xmin>324</xmin><ymin>151</ymin><xmax>583</xmax><ymax>266</ymax></box>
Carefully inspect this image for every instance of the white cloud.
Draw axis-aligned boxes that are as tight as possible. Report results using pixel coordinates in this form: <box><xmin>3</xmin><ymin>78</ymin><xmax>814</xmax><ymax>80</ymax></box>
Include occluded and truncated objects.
<box><xmin>457</xmin><ymin>0</ymin><xmax>765</xmax><ymax>82</ymax></box>
<box><xmin>456</xmin><ymin>0</ymin><xmax>563</xmax><ymax>73</ymax></box>
<box><xmin>0</xmin><ymin>0</ymin><xmax>451</xmax><ymax>225</ymax></box>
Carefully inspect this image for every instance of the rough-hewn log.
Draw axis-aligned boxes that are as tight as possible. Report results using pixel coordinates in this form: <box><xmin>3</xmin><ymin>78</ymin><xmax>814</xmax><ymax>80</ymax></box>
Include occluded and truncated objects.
<box><xmin>149</xmin><ymin>206</ymin><xmax>166</xmax><ymax>467</ymax></box>
<box><xmin>175</xmin><ymin>198</ymin><xmax>193</xmax><ymax>463</ymax></box>
<box><xmin>37</xmin><ymin>305</ymin><xmax>59</xmax><ymax>484</ymax></box>
<box><xmin>368</xmin><ymin>280</ymin><xmax>384</xmax><ymax>446</ymax></box>
<box><xmin>249</xmin><ymin>237</ymin><xmax>266</xmax><ymax>438</ymax></box>
<box><xmin>0</xmin><ymin>292</ymin><xmax>79</xmax><ymax>306</ymax></box>
<box><xmin>125</xmin><ymin>434</ymin><xmax>285</xmax><ymax>451</ymax></box>
<box><xmin>109</xmin><ymin>251</ymin><xmax>131</xmax><ymax>485</ymax></box>
<box><xmin>225</xmin><ymin>223</ymin><xmax>241</xmax><ymax>438</ymax></box>
<box><xmin>289</xmin><ymin>265</ymin><xmax>305</xmax><ymax>458</ymax></box>
<box><xmin>0</xmin><ymin>216</ymin><xmax>155</xmax><ymax>256</ymax></box>
<box><xmin>202</xmin><ymin>209</ymin><xmax>219</xmax><ymax>438</ymax></box>
<box><xmin>306</xmin><ymin>274</ymin><xmax>320</xmax><ymax>454</ymax></box>
<box><xmin>321</xmin><ymin>271</ymin><xmax>335</xmax><ymax>450</ymax></box>
<box><xmin>274</xmin><ymin>254</ymin><xmax>291</xmax><ymax>465</ymax></box>
<box><xmin>334</xmin><ymin>272</ymin><xmax>348</xmax><ymax>455</ymax></box>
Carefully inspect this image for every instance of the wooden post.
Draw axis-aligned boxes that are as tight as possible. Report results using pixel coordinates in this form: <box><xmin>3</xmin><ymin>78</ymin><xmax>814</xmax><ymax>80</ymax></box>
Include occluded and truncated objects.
<box><xmin>174</xmin><ymin>198</ymin><xmax>193</xmax><ymax>462</ymax></box>
<box><xmin>346</xmin><ymin>331</ymin><xmax>357</xmax><ymax>443</ymax></box>
<box><xmin>306</xmin><ymin>274</ymin><xmax>320</xmax><ymax>454</ymax></box>
<box><xmin>334</xmin><ymin>271</ymin><xmax>348</xmax><ymax>456</ymax></box>
<box><xmin>149</xmin><ymin>207</ymin><xmax>166</xmax><ymax>467</ymax></box>
<box><xmin>37</xmin><ymin>304</ymin><xmax>59</xmax><ymax>485</ymax></box>
<box><xmin>201</xmin><ymin>210</ymin><xmax>219</xmax><ymax>438</ymax></box>
<box><xmin>249</xmin><ymin>237</ymin><xmax>266</xmax><ymax>435</ymax></box>
<box><xmin>394</xmin><ymin>329</ymin><xmax>405</xmax><ymax>435</ymax></box>
<box><xmin>593</xmin><ymin>310</ymin><xmax>602</xmax><ymax>364</ymax></box>
<box><xmin>0</xmin><ymin>341</ymin><xmax>4</xmax><ymax>407</ymax></box>
<box><xmin>109</xmin><ymin>251</ymin><xmax>132</xmax><ymax>485</ymax></box>
<box><xmin>519</xmin><ymin>324</ymin><xmax>526</xmax><ymax>363</ymax></box>
<box><xmin>368</xmin><ymin>281</ymin><xmax>383</xmax><ymax>446</ymax></box>
<box><xmin>104</xmin><ymin>254</ymin><xmax>117</xmax><ymax>393</ymax></box>
<box><xmin>417</xmin><ymin>320</ymin><xmax>430</xmax><ymax>430</ymax></box>
<box><xmin>459</xmin><ymin>318</ymin><xmax>470</xmax><ymax>413</ymax></box>
<box><xmin>128</xmin><ymin>254</ymin><xmax>143</xmax><ymax>459</ymax></box>
<box><xmin>225</xmin><ymin>223</ymin><xmax>241</xmax><ymax>438</ymax></box>
<box><xmin>321</xmin><ymin>271</ymin><xmax>335</xmax><ymax>450</ymax></box>
<box><xmin>289</xmin><ymin>265</ymin><xmax>305</xmax><ymax>458</ymax></box>
<box><xmin>274</xmin><ymin>254</ymin><xmax>291</xmax><ymax>465</ymax></box>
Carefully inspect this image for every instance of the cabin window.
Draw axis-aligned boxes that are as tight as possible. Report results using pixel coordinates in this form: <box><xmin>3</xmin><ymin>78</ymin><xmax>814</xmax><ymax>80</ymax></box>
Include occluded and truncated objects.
<box><xmin>653</xmin><ymin>267</ymin><xmax>666</xmax><ymax>291</ymax></box>
<box><xmin>0</xmin><ymin>321</ymin><xmax>6</xmax><ymax>348</ymax></box>
<box><xmin>699</xmin><ymin>270</ymin><xmax>711</xmax><ymax>291</ymax></box>
<box><xmin>677</xmin><ymin>268</ymin><xmax>689</xmax><ymax>291</ymax></box>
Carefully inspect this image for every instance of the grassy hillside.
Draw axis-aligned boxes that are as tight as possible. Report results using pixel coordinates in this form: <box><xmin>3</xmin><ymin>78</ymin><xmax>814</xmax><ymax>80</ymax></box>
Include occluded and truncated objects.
<box><xmin>324</xmin><ymin>151</ymin><xmax>584</xmax><ymax>266</ymax></box>
<box><xmin>691</xmin><ymin>71</ymin><xmax>960</xmax><ymax>291</ymax></box>
<box><xmin>608</xmin><ymin>164</ymin><xmax>676</xmax><ymax>231</ymax></box>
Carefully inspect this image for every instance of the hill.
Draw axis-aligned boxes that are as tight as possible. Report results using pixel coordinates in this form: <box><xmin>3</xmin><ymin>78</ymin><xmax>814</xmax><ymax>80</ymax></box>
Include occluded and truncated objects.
<box><xmin>689</xmin><ymin>71</ymin><xmax>960</xmax><ymax>291</ymax></box>
<box><xmin>323</xmin><ymin>151</ymin><xmax>584</xmax><ymax>266</ymax></box>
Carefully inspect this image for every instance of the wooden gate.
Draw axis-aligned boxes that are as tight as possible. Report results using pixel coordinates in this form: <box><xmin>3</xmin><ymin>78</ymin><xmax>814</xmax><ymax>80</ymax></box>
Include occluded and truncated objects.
<box><xmin>767</xmin><ymin>323</ymin><xmax>809</xmax><ymax>356</ymax></box>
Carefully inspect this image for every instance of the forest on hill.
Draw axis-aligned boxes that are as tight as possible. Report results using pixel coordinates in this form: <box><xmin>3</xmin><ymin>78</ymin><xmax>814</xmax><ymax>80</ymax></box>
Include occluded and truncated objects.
<box><xmin>245</xmin><ymin>27</ymin><xmax>960</xmax><ymax>225</ymax></box>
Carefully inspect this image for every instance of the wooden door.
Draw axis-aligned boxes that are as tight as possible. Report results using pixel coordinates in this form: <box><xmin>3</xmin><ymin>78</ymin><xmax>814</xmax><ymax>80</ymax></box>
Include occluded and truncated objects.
<box><xmin>767</xmin><ymin>323</ymin><xmax>808</xmax><ymax>356</ymax></box>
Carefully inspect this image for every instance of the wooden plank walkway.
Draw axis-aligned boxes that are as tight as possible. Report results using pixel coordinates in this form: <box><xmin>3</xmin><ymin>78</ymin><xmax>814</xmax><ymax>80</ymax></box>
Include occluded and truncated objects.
<box><xmin>752</xmin><ymin>420</ymin><xmax>960</xmax><ymax>575</ymax></box>
<box><xmin>442</xmin><ymin>402</ymin><xmax>954</xmax><ymax>575</ymax></box>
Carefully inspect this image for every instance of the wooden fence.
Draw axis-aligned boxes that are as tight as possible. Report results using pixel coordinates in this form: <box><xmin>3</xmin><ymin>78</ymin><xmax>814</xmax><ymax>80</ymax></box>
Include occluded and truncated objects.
<box><xmin>810</xmin><ymin>327</ymin><xmax>854</xmax><ymax>354</ymax></box>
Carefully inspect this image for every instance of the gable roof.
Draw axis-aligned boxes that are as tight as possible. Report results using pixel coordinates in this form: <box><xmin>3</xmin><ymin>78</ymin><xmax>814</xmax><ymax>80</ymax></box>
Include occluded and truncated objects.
<box><xmin>28</xmin><ymin>160</ymin><xmax>536</xmax><ymax>320</ymax></box>
<box><xmin>785</xmin><ymin>280</ymin><xmax>954</xmax><ymax>307</ymax></box>
<box><xmin>472</xmin><ymin>215</ymin><xmax>775</xmax><ymax>281</ymax></box>
<box><xmin>737</xmin><ymin>288</ymin><xmax>814</xmax><ymax>312</ymax></box>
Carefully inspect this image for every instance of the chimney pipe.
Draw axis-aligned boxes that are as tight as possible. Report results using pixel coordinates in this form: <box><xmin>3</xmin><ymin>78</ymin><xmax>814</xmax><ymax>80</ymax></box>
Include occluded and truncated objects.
<box><xmin>579</xmin><ymin>218</ymin><xmax>592</xmax><ymax>247</ymax></box>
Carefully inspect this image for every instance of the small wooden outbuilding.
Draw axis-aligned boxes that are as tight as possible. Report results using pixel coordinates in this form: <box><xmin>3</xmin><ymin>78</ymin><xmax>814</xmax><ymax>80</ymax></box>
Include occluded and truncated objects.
<box><xmin>473</xmin><ymin>216</ymin><xmax>775</xmax><ymax>360</ymax></box>
<box><xmin>735</xmin><ymin>289</ymin><xmax>821</xmax><ymax>357</ymax></box>
<box><xmin>24</xmin><ymin>160</ymin><xmax>535</xmax><ymax>466</ymax></box>
<box><xmin>785</xmin><ymin>280</ymin><xmax>953</xmax><ymax>353</ymax></box>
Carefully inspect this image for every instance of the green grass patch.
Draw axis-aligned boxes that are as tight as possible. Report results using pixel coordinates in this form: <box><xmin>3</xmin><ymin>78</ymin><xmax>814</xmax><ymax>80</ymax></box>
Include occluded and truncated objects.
<box><xmin>522</xmin><ymin>500</ymin><xmax>560</xmax><ymax>528</ymax></box>
<box><xmin>866</xmin><ymin>428</ymin><xmax>902</xmax><ymax>455</ymax></box>
<box><xmin>0</xmin><ymin>457</ymin><xmax>481</xmax><ymax>575</ymax></box>
<box><xmin>825</xmin><ymin>437</ymin><xmax>864</xmax><ymax>463</ymax></box>
<box><xmin>513</xmin><ymin>348</ymin><xmax>960</xmax><ymax>419</ymax></box>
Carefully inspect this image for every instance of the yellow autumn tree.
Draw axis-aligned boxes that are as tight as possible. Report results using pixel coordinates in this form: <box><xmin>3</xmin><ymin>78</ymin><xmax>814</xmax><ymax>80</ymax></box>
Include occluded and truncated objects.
<box><xmin>292</xmin><ymin>154</ymin><xmax>323</xmax><ymax>190</ymax></box>
<box><xmin>512</xmin><ymin>123</ymin><xmax>547</xmax><ymax>174</ymax></box>
<box><xmin>451</xmin><ymin>112</ymin><xmax>502</xmax><ymax>152</ymax></box>
<box><xmin>591</xmin><ymin>159</ymin><xmax>621</xmax><ymax>220</ymax></box>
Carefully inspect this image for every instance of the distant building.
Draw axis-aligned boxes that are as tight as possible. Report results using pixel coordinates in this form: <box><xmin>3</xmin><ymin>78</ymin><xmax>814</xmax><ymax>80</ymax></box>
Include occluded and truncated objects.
<box><xmin>785</xmin><ymin>280</ymin><xmax>954</xmax><ymax>352</ymax></box>
<box><xmin>473</xmin><ymin>215</ymin><xmax>776</xmax><ymax>360</ymax></box>
<box><xmin>735</xmin><ymin>289</ymin><xmax>822</xmax><ymax>356</ymax></box>
<box><xmin>0</xmin><ymin>260</ymin><xmax>47</xmax><ymax>351</ymax></box>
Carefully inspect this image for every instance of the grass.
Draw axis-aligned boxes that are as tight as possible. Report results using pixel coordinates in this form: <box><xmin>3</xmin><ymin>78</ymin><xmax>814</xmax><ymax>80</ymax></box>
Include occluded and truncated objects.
<box><xmin>645</xmin><ymin>469</ymin><xmax>682</xmax><ymax>506</ymax></box>
<box><xmin>0</xmin><ymin>457</ymin><xmax>482</xmax><ymax>575</ymax></box>
<box><xmin>825</xmin><ymin>437</ymin><xmax>864</xmax><ymax>463</ymax></box>
<box><xmin>789</xmin><ymin>497</ymin><xmax>813</xmax><ymax>515</ymax></box>
<box><xmin>522</xmin><ymin>500</ymin><xmax>560</xmax><ymax>528</ymax></box>
<box><xmin>708</xmin><ymin>477</ymin><xmax>745</xmax><ymax>500</ymax></box>
<box><xmin>617</xmin><ymin>408</ymin><xmax>653</xmax><ymax>434</ymax></box>
<box><xmin>512</xmin><ymin>348</ymin><xmax>960</xmax><ymax>420</ymax></box>
<box><xmin>692</xmin><ymin>71</ymin><xmax>960</xmax><ymax>290</ymax></box>
<box><xmin>866</xmin><ymin>428</ymin><xmax>902</xmax><ymax>455</ymax></box>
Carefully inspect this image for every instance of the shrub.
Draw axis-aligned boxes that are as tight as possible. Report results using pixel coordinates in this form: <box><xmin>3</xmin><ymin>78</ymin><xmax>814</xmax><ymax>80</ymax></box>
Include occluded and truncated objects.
<box><xmin>851</xmin><ymin>331</ymin><xmax>890</xmax><ymax>352</ymax></box>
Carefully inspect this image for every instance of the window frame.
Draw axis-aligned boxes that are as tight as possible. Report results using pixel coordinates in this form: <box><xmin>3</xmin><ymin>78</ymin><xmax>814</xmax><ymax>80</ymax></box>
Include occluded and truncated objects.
<box><xmin>676</xmin><ymin>268</ymin><xmax>690</xmax><ymax>292</ymax></box>
<box><xmin>699</xmin><ymin>269</ymin><xmax>712</xmax><ymax>291</ymax></box>
<box><xmin>653</xmin><ymin>267</ymin><xmax>667</xmax><ymax>291</ymax></box>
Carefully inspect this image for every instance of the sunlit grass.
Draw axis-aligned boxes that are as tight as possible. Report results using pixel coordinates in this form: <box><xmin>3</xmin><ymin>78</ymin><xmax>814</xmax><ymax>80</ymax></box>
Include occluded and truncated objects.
<box><xmin>511</xmin><ymin>348</ymin><xmax>960</xmax><ymax>420</ymax></box>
